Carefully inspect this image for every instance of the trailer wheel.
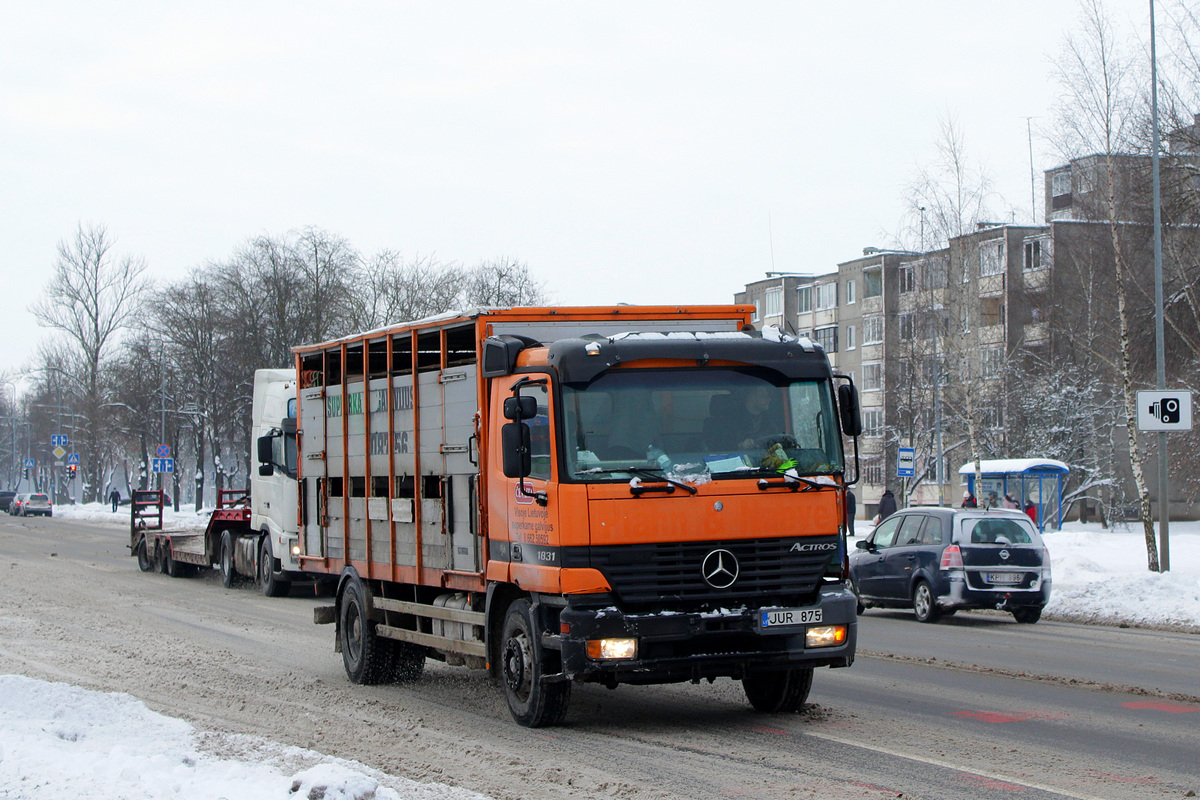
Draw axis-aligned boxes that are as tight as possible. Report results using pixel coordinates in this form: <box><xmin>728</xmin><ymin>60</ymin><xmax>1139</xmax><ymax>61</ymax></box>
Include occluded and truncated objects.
<box><xmin>135</xmin><ymin>538</ymin><xmax>154</xmax><ymax>572</ymax></box>
<box><xmin>259</xmin><ymin>535</ymin><xmax>291</xmax><ymax>597</ymax></box>
<box><xmin>499</xmin><ymin>599</ymin><xmax>570</xmax><ymax>727</ymax></box>
<box><xmin>219</xmin><ymin>530</ymin><xmax>236</xmax><ymax>588</ymax></box>
<box><xmin>743</xmin><ymin>667</ymin><xmax>813</xmax><ymax>713</ymax></box>
<box><xmin>339</xmin><ymin>578</ymin><xmax>392</xmax><ymax>685</ymax></box>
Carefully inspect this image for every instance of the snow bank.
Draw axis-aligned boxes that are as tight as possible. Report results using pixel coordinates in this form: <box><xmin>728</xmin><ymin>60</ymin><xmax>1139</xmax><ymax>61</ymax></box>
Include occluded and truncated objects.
<box><xmin>0</xmin><ymin>675</ymin><xmax>490</xmax><ymax>800</ymax></box>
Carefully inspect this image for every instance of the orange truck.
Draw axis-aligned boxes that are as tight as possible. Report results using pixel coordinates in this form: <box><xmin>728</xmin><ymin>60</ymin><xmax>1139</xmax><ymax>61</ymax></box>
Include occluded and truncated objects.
<box><xmin>295</xmin><ymin>306</ymin><xmax>861</xmax><ymax>726</ymax></box>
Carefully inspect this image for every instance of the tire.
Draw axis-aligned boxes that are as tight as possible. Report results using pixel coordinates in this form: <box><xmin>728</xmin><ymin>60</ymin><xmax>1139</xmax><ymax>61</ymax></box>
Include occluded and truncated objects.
<box><xmin>743</xmin><ymin>667</ymin><xmax>814</xmax><ymax>713</ymax></box>
<box><xmin>259</xmin><ymin>535</ymin><xmax>291</xmax><ymax>597</ymax></box>
<box><xmin>136</xmin><ymin>538</ymin><xmax>154</xmax><ymax>572</ymax></box>
<box><xmin>339</xmin><ymin>577</ymin><xmax>393</xmax><ymax>685</ymax></box>
<box><xmin>1012</xmin><ymin>607</ymin><xmax>1042</xmax><ymax>624</ymax></box>
<box><xmin>219</xmin><ymin>530</ymin><xmax>236</xmax><ymax>588</ymax></box>
<box><xmin>912</xmin><ymin>580</ymin><xmax>942</xmax><ymax>623</ymax></box>
<box><xmin>164</xmin><ymin>545</ymin><xmax>179</xmax><ymax>577</ymax></box>
<box><xmin>500</xmin><ymin>599</ymin><xmax>571</xmax><ymax>727</ymax></box>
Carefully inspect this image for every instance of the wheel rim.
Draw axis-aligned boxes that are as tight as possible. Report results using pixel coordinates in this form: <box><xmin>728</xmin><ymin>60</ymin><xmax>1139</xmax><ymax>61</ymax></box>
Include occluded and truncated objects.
<box><xmin>915</xmin><ymin>585</ymin><xmax>931</xmax><ymax>618</ymax></box>
<box><xmin>503</xmin><ymin>628</ymin><xmax>532</xmax><ymax>701</ymax></box>
<box><xmin>260</xmin><ymin>540</ymin><xmax>270</xmax><ymax>584</ymax></box>
<box><xmin>346</xmin><ymin>603</ymin><xmax>364</xmax><ymax>666</ymax></box>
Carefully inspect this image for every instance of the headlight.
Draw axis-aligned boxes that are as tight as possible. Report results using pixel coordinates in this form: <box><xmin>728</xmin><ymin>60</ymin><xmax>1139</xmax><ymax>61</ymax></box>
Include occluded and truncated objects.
<box><xmin>586</xmin><ymin>638</ymin><xmax>638</xmax><ymax>660</ymax></box>
<box><xmin>805</xmin><ymin>625</ymin><xmax>848</xmax><ymax>648</ymax></box>
<box><xmin>291</xmin><ymin>544</ymin><xmax>301</xmax><ymax>557</ymax></box>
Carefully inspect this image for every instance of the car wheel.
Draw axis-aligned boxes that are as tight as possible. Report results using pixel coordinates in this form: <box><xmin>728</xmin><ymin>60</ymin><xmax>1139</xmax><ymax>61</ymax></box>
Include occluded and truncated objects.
<box><xmin>339</xmin><ymin>577</ymin><xmax>393</xmax><ymax>685</ymax></box>
<box><xmin>743</xmin><ymin>667</ymin><xmax>814</xmax><ymax>713</ymax></box>
<box><xmin>912</xmin><ymin>580</ymin><xmax>942</xmax><ymax>623</ymax></box>
<box><xmin>1012</xmin><ymin>607</ymin><xmax>1042</xmax><ymax>624</ymax></box>
<box><xmin>500</xmin><ymin>599</ymin><xmax>571</xmax><ymax>727</ymax></box>
<box><xmin>259</xmin><ymin>535</ymin><xmax>291</xmax><ymax>597</ymax></box>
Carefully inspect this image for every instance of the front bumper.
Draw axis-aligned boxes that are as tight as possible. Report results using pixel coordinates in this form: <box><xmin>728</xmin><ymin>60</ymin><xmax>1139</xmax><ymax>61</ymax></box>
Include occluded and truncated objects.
<box><xmin>553</xmin><ymin>584</ymin><xmax>857</xmax><ymax>685</ymax></box>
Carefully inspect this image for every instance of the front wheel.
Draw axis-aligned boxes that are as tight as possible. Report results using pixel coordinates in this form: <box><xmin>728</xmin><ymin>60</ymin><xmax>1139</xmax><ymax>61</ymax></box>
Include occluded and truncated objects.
<box><xmin>500</xmin><ymin>599</ymin><xmax>570</xmax><ymax>727</ymax></box>
<box><xmin>259</xmin><ymin>535</ymin><xmax>291</xmax><ymax>597</ymax></box>
<box><xmin>743</xmin><ymin>667</ymin><xmax>814</xmax><ymax>713</ymax></box>
<box><xmin>219</xmin><ymin>530</ymin><xmax>236</xmax><ymax>588</ymax></box>
<box><xmin>912</xmin><ymin>580</ymin><xmax>942</xmax><ymax>623</ymax></box>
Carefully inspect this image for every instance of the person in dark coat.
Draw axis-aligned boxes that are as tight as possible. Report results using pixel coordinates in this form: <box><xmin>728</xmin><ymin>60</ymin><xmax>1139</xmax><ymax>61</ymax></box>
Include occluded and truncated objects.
<box><xmin>877</xmin><ymin>489</ymin><xmax>896</xmax><ymax>521</ymax></box>
<box><xmin>845</xmin><ymin>489</ymin><xmax>857</xmax><ymax>534</ymax></box>
<box><xmin>961</xmin><ymin>491</ymin><xmax>977</xmax><ymax>508</ymax></box>
<box><xmin>109</xmin><ymin>489</ymin><xmax>120</xmax><ymax>513</ymax></box>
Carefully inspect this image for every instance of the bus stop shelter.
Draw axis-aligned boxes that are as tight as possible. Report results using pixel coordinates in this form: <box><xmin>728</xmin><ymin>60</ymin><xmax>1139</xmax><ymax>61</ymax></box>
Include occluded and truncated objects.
<box><xmin>958</xmin><ymin>459</ymin><xmax>1070</xmax><ymax>532</ymax></box>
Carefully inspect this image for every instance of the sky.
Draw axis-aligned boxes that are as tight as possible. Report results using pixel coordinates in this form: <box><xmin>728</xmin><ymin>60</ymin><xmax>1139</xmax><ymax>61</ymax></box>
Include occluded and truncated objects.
<box><xmin>0</xmin><ymin>1</ymin><xmax>1150</xmax><ymax>379</ymax></box>
<box><xmin>3</xmin><ymin>510</ymin><xmax>1197</xmax><ymax>798</ymax></box>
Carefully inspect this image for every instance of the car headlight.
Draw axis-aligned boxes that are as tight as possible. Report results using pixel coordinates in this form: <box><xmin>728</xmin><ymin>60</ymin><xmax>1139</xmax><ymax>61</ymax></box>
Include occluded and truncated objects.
<box><xmin>806</xmin><ymin>625</ymin><xmax>848</xmax><ymax>648</ymax></box>
<box><xmin>586</xmin><ymin>638</ymin><xmax>638</xmax><ymax>660</ymax></box>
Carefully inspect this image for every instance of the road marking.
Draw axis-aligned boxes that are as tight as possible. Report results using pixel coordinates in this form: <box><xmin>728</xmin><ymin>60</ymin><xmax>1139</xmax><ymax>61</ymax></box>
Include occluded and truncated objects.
<box><xmin>1121</xmin><ymin>700</ymin><xmax>1200</xmax><ymax>713</ymax></box>
<box><xmin>803</xmin><ymin>729</ymin><xmax>1116</xmax><ymax>800</ymax></box>
<box><xmin>952</xmin><ymin>709</ymin><xmax>1069</xmax><ymax>723</ymax></box>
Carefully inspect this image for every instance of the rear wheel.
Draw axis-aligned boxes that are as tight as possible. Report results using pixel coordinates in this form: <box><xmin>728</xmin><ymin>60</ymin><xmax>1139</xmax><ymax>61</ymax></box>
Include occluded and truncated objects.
<box><xmin>339</xmin><ymin>577</ymin><xmax>393</xmax><ymax>685</ymax></box>
<box><xmin>743</xmin><ymin>667</ymin><xmax>814</xmax><ymax>713</ymax></box>
<box><xmin>386</xmin><ymin>640</ymin><xmax>427</xmax><ymax>683</ymax></box>
<box><xmin>1012</xmin><ymin>607</ymin><xmax>1042</xmax><ymax>624</ymax></box>
<box><xmin>135</xmin><ymin>538</ymin><xmax>154</xmax><ymax>572</ymax></box>
<box><xmin>219</xmin><ymin>530</ymin><xmax>236</xmax><ymax>588</ymax></box>
<box><xmin>259</xmin><ymin>535</ymin><xmax>291</xmax><ymax>597</ymax></box>
<box><xmin>500</xmin><ymin>599</ymin><xmax>570</xmax><ymax>727</ymax></box>
<box><xmin>912</xmin><ymin>580</ymin><xmax>941</xmax><ymax>623</ymax></box>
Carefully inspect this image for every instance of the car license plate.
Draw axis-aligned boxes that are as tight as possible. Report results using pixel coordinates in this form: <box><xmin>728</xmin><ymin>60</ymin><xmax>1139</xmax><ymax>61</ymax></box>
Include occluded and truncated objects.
<box><xmin>761</xmin><ymin>607</ymin><xmax>822</xmax><ymax>628</ymax></box>
<box><xmin>987</xmin><ymin>572</ymin><xmax>1022</xmax><ymax>584</ymax></box>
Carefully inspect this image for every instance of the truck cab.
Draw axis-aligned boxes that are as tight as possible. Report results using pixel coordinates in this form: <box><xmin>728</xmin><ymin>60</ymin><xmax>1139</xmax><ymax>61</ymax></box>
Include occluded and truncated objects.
<box><xmin>251</xmin><ymin>368</ymin><xmax>304</xmax><ymax>595</ymax></box>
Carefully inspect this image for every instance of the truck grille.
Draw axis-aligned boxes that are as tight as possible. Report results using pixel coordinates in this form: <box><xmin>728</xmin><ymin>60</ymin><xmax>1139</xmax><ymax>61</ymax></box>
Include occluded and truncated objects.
<box><xmin>574</xmin><ymin>536</ymin><xmax>838</xmax><ymax>610</ymax></box>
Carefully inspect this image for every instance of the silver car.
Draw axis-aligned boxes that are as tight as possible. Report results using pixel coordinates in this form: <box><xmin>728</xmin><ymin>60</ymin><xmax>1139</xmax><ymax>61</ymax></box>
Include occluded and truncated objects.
<box><xmin>20</xmin><ymin>493</ymin><xmax>52</xmax><ymax>517</ymax></box>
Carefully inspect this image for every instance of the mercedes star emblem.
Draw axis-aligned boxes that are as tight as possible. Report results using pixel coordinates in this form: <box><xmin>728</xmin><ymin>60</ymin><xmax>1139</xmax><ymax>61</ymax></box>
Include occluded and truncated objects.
<box><xmin>701</xmin><ymin>549</ymin><xmax>739</xmax><ymax>589</ymax></box>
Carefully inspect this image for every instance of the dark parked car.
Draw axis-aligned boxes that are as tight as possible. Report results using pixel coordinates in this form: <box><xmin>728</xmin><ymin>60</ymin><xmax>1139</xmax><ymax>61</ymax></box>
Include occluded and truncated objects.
<box><xmin>0</xmin><ymin>491</ymin><xmax>15</xmax><ymax>512</ymax></box>
<box><xmin>850</xmin><ymin>507</ymin><xmax>1051</xmax><ymax>624</ymax></box>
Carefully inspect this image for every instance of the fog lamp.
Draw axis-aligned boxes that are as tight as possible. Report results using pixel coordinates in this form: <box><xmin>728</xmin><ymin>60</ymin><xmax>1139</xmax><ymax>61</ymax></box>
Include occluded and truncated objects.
<box><xmin>291</xmin><ymin>544</ymin><xmax>301</xmax><ymax>557</ymax></box>
<box><xmin>805</xmin><ymin>625</ymin><xmax>847</xmax><ymax>648</ymax></box>
<box><xmin>586</xmin><ymin>638</ymin><xmax>637</xmax><ymax>660</ymax></box>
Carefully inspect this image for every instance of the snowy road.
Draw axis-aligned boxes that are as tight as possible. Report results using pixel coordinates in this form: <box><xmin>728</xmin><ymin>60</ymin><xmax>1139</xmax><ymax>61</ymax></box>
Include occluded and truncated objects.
<box><xmin>1</xmin><ymin>513</ymin><xmax>1197</xmax><ymax>800</ymax></box>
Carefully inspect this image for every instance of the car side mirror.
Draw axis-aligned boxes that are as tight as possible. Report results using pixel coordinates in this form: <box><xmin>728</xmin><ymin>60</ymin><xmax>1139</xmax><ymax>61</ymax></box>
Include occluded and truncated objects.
<box><xmin>855</xmin><ymin>539</ymin><xmax>870</xmax><ymax>550</ymax></box>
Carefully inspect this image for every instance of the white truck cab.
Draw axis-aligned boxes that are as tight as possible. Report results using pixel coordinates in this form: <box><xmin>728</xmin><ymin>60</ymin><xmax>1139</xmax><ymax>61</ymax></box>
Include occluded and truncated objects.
<box><xmin>250</xmin><ymin>368</ymin><xmax>302</xmax><ymax>595</ymax></box>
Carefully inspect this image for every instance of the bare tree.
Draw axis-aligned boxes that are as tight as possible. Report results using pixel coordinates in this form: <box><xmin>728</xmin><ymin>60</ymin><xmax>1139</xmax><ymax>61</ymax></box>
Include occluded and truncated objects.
<box><xmin>463</xmin><ymin>257</ymin><xmax>549</xmax><ymax>307</ymax></box>
<box><xmin>29</xmin><ymin>223</ymin><xmax>150</xmax><ymax>502</ymax></box>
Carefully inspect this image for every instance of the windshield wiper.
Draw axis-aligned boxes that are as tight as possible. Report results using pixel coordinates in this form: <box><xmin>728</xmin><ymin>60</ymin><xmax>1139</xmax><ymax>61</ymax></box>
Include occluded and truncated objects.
<box><xmin>757</xmin><ymin>473</ymin><xmax>825</xmax><ymax>491</ymax></box>
<box><xmin>628</xmin><ymin>468</ymin><xmax>698</xmax><ymax>496</ymax></box>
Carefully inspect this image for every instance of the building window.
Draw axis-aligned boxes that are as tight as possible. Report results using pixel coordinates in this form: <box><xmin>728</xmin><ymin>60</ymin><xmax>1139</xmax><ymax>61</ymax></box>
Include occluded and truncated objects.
<box><xmin>863</xmin><ymin>316</ymin><xmax>884</xmax><ymax>345</ymax></box>
<box><xmin>899</xmin><ymin>263</ymin><xmax>916</xmax><ymax>294</ymax></box>
<box><xmin>981</xmin><ymin>296</ymin><xmax>1005</xmax><ymax>328</ymax></box>
<box><xmin>980</xmin><ymin>240</ymin><xmax>1005</xmax><ymax>277</ymax></box>
<box><xmin>862</xmin><ymin>408</ymin><xmax>884</xmax><ymax>437</ymax></box>
<box><xmin>845</xmin><ymin>279</ymin><xmax>856</xmax><ymax>305</ymax></box>
<box><xmin>981</xmin><ymin>346</ymin><xmax>1005</xmax><ymax>379</ymax></box>
<box><xmin>1051</xmin><ymin>170</ymin><xmax>1071</xmax><ymax>197</ymax></box>
<box><xmin>862</xmin><ymin>362</ymin><xmax>883</xmax><ymax>392</ymax></box>
<box><xmin>898</xmin><ymin>313</ymin><xmax>915</xmax><ymax>341</ymax></box>
<box><xmin>845</xmin><ymin>325</ymin><xmax>856</xmax><ymax>350</ymax></box>
<box><xmin>815</xmin><ymin>282</ymin><xmax>837</xmax><ymax>310</ymax></box>
<box><xmin>1023</xmin><ymin>238</ymin><xmax>1048</xmax><ymax>271</ymax></box>
<box><xmin>796</xmin><ymin>285</ymin><xmax>812</xmax><ymax>314</ymax></box>
<box><xmin>863</xmin><ymin>268</ymin><xmax>882</xmax><ymax>298</ymax></box>
<box><xmin>814</xmin><ymin>325</ymin><xmax>837</xmax><ymax>353</ymax></box>
<box><xmin>928</xmin><ymin>256</ymin><xmax>948</xmax><ymax>289</ymax></box>
<box><xmin>752</xmin><ymin>300</ymin><xmax>760</xmax><ymax>322</ymax></box>
<box><xmin>863</xmin><ymin>463</ymin><xmax>884</xmax><ymax>486</ymax></box>
<box><xmin>764</xmin><ymin>287</ymin><xmax>783</xmax><ymax>318</ymax></box>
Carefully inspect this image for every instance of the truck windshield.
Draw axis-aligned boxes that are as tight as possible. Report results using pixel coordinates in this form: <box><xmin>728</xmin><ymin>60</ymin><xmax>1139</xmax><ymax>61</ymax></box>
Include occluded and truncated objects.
<box><xmin>561</xmin><ymin>369</ymin><xmax>843</xmax><ymax>481</ymax></box>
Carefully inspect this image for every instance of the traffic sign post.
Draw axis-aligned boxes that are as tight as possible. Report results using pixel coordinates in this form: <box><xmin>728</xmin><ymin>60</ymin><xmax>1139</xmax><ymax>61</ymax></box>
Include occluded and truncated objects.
<box><xmin>152</xmin><ymin>458</ymin><xmax>175</xmax><ymax>474</ymax></box>
<box><xmin>897</xmin><ymin>447</ymin><xmax>916</xmax><ymax>478</ymax></box>
<box><xmin>1136</xmin><ymin>391</ymin><xmax>1193</xmax><ymax>432</ymax></box>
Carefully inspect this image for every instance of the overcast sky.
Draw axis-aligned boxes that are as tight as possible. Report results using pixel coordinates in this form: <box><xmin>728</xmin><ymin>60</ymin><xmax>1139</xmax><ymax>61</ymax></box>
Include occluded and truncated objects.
<box><xmin>1</xmin><ymin>1</ymin><xmax>1140</xmax><ymax>381</ymax></box>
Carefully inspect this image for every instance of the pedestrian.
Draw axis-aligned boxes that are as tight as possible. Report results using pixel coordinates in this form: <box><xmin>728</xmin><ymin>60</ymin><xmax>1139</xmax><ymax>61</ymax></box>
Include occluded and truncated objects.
<box><xmin>877</xmin><ymin>488</ymin><xmax>896</xmax><ymax>522</ymax></box>
<box><xmin>845</xmin><ymin>489</ymin><xmax>857</xmax><ymax>535</ymax></box>
<box><xmin>1003</xmin><ymin>493</ymin><xmax>1019</xmax><ymax>509</ymax></box>
<box><xmin>1024</xmin><ymin>501</ymin><xmax>1037</xmax><ymax>525</ymax></box>
<box><xmin>109</xmin><ymin>488</ymin><xmax>120</xmax><ymax>513</ymax></box>
<box><xmin>961</xmin><ymin>491</ymin><xmax>977</xmax><ymax>508</ymax></box>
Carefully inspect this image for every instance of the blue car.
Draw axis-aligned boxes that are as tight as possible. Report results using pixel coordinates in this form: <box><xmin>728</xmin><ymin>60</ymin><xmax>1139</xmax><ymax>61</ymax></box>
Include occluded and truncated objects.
<box><xmin>850</xmin><ymin>507</ymin><xmax>1051</xmax><ymax>624</ymax></box>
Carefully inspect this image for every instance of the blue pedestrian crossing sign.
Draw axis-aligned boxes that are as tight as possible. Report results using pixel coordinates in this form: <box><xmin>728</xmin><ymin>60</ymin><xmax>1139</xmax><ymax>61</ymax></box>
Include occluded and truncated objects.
<box><xmin>23</xmin><ymin>458</ymin><xmax>34</xmax><ymax>469</ymax></box>
<box><xmin>67</xmin><ymin>453</ymin><xmax>80</xmax><ymax>465</ymax></box>
<box><xmin>152</xmin><ymin>457</ymin><xmax>175</xmax><ymax>474</ymax></box>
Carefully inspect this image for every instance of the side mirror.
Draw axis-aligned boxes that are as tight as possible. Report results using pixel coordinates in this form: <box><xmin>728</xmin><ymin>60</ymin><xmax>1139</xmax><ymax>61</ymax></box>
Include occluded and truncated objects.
<box><xmin>855</xmin><ymin>539</ymin><xmax>870</xmax><ymax>551</ymax></box>
<box><xmin>256</xmin><ymin>433</ymin><xmax>275</xmax><ymax>465</ymax></box>
<box><xmin>503</xmin><ymin>395</ymin><xmax>538</xmax><ymax>421</ymax></box>
<box><xmin>258</xmin><ymin>464</ymin><xmax>274</xmax><ymax>477</ymax></box>
<box><xmin>501</xmin><ymin>422</ymin><xmax>531</xmax><ymax>478</ymax></box>
<box><xmin>837</xmin><ymin>383</ymin><xmax>862</xmax><ymax>437</ymax></box>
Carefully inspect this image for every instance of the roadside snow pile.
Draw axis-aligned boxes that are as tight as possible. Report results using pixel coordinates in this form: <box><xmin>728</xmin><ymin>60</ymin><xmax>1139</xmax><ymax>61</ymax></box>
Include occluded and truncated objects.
<box><xmin>1043</xmin><ymin>523</ymin><xmax>1200</xmax><ymax>630</ymax></box>
<box><xmin>56</xmin><ymin>500</ymin><xmax>209</xmax><ymax>531</ymax></box>
<box><xmin>0</xmin><ymin>675</ymin><xmax>491</xmax><ymax>800</ymax></box>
